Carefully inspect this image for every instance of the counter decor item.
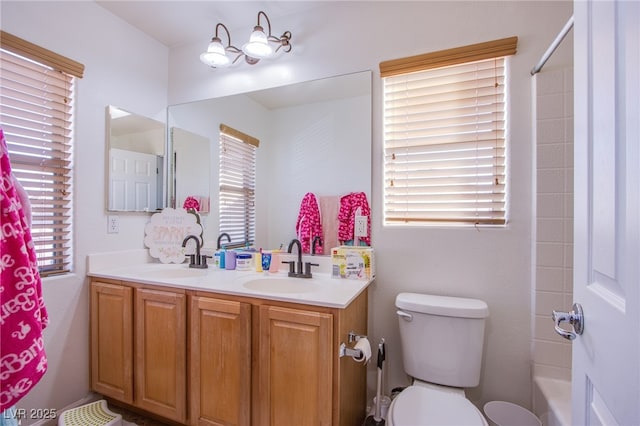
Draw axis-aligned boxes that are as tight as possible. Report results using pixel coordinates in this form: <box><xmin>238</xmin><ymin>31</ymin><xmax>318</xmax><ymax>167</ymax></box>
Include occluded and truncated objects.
<box><xmin>144</xmin><ymin>208</ymin><xmax>203</xmax><ymax>263</ymax></box>
<box><xmin>331</xmin><ymin>246</ymin><xmax>375</xmax><ymax>280</ymax></box>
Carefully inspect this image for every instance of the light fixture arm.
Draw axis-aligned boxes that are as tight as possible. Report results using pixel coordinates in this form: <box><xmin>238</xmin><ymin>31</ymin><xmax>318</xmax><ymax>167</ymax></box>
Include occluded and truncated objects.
<box><xmin>214</xmin><ymin>23</ymin><xmax>231</xmax><ymax>45</ymax></box>
<box><xmin>277</xmin><ymin>31</ymin><xmax>292</xmax><ymax>53</ymax></box>
<box><xmin>256</xmin><ymin>11</ymin><xmax>272</xmax><ymax>38</ymax></box>
<box><xmin>214</xmin><ymin>23</ymin><xmax>243</xmax><ymax>61</ymax></box>
<box><xmin>256</xmin><ymin>11</ymin><xmax>292</xmax><ymax>53</ymax></box>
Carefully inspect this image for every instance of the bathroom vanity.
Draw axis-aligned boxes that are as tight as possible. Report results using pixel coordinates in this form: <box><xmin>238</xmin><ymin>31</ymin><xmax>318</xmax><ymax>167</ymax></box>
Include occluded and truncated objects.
<box><xmin>88</xmin><ymin>252</ymin><xmax>370</xmax><ymax>426</ymax></box>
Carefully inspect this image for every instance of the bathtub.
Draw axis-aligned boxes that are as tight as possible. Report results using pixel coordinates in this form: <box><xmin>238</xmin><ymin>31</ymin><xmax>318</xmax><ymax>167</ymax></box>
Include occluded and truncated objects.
<box><xmin>532</xmin><ymin>376</ymin><xmax>572</xmax><ymax>426</ymax></box>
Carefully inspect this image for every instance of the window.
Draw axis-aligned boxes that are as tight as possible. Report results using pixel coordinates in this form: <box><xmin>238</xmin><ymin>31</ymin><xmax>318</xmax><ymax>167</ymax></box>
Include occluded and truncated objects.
<box><xmin>218</xmin><ymin>124</ymin><xmax>258</xmax><ymax>248</ymax></box>
<box><xmin>381</xmin><ymin>37</ymin><xmax>517</xmax><ymax>226</ymax></box>
<box><xmin>0</xmin><ymin>31</ymin><xmax>84</xmax><ymax>276</ymax></box>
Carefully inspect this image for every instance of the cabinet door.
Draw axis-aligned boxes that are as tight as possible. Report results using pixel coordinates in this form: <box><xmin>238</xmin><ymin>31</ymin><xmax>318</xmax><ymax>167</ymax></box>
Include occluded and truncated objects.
<box><xmin>135</xmin><ymin>287</ymin><xmax>187</xmax><ymax>423</ymax></box>
<box><xmin>190</xmin><ymin>296</ymin><xmax>251</xmax><ymax>426</ymax></box>
<box><xmin>258</xmin><ymin>306</ymin><xmax>333</xmax><ymax>426</ymax></box>
<box><xmin>90</xmin><ymin>281</ymin><xmax>133</xmax><ymax>403</ymax></box>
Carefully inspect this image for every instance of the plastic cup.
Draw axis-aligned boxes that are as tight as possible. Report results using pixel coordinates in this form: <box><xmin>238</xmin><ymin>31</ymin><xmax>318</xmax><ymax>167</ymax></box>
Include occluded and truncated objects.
<box><xmin>261</xmin><ymin>252</ymin><xmax>272</xmax><ymax>271</ymax></box>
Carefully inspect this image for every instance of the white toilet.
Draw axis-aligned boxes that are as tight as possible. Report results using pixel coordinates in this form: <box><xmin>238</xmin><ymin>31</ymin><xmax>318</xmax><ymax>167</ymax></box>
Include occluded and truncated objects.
<box><xmin>388</xmin><ymin>292</ymin><xmax>490</xmax><ymax>426</ymax></box>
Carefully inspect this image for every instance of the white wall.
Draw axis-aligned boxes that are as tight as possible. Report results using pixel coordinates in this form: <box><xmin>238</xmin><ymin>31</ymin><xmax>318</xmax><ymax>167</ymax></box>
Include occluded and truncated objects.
<box><xmin>0</xmin><ymin>0</ymin><xmax>574</xmax><ymax>419</ymax></box>
<box><xmin>1</xmin><ymin>1</ymin><xmax>168</xmax><ymax>421</ymax></box>
<box><xmin>169</xmin><ymin>1</ymin><xmax>573</xmax><ymax>409</ymax></box>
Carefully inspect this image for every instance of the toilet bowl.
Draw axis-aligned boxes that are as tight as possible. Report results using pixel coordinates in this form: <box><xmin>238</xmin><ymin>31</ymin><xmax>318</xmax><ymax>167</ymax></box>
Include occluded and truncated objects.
<box><xmin>392</xmin><ymin>292</ymin><xmax>490</xmax><ymax>426</ymax></box>
<box><xmin>387</xmin><ymin>382</ymin><xmax>488</xmax><ymax>426</ymax></box>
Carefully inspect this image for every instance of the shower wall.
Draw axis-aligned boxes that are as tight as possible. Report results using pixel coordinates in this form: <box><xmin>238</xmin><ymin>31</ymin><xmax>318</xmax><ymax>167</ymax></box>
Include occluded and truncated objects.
<box><xmin>533</xmin><ymin>67</ymin><xmax>574</xmax><ymax>381</ymax></box>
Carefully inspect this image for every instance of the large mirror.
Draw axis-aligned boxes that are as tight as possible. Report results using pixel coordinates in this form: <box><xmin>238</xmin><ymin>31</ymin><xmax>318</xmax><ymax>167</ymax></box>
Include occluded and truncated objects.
<box><xmin>106</xmin><ymin>106</ymin><xmax>165</xmax><ymax>212</ymax></box>
<box><xmin>167</xmin><ymin>71</ymin><xmax>372</xmax><ymax>250</ymax></box>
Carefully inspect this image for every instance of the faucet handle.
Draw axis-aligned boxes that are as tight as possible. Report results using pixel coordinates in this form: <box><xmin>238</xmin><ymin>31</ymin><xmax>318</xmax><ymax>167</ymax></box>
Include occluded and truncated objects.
<box><xmin>282</xmin><ymin>260</ymin><xmax>296</xmax><ymax>277</ymax></box>
<box><xmin>188</xmin><ymin>254</ymin><xmax>212</xmax><ymax>269</ymax></box>
<box><xmin>302</xmin><ymin>262</ymin><xmax>320</xmax><ymax>278</ymax></box>
<box><xmin>200</xmin><ymin>254</ymin><xmax>212</xmax><ymax>268</ymax></box>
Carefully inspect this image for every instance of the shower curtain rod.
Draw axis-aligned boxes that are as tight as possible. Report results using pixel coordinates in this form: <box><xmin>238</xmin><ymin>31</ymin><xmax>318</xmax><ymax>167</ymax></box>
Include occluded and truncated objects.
<box><xmin>530</xmin><ymin>15</ymin><xmax>574</xmax><ymax>76</ymax></box>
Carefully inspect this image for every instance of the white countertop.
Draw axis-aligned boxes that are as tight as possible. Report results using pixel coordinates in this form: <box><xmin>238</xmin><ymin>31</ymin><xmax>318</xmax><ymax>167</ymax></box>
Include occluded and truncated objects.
<box><xmin>87</xmin><ymin>250</ymin><xmax>372</xmax><ymax>309</ymax></box>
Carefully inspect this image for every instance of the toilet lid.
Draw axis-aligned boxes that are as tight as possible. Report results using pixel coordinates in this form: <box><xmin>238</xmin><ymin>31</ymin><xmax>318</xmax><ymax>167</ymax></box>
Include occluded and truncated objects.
<box><xmin>390</xmin><ymin>386</ymin><xmax>486</xmax><ymax>426</ymax></box>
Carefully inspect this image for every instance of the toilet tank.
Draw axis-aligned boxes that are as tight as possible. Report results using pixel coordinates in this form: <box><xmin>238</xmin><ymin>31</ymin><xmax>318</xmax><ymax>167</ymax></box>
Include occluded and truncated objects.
<box><xmin>395</xmin><ymin>292</ymin><xmax>489</xmax><ymax>388</ymax></box>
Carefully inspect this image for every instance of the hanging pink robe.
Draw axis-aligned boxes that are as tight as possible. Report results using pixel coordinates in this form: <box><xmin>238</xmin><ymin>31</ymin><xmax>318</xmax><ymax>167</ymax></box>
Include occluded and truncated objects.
<box><xmin>338</xmin><ymin>192</ymin><xmax>371</xmax><ymax>246</ymax></box>
<box><xmin>0</xmin><ymin>128</ymin><xmax>49</xmax><ymax>411</ymax></box>
<box><xmin>295</xmin><ymin>193</ymin><xmax>323</xmax><ymax>254</ymax></box>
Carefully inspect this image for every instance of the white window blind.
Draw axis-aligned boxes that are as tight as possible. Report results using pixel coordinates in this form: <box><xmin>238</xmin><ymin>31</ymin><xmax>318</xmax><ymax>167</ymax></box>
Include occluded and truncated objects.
<box><xmin>382</xmin><ymin>42</ymin><xmax>515</xmax><ymax>226</ymax></box>
<box><xmin>219</xmin><ymin>124</ymin><xmax>258</xmax><ymax>247</ymax></box>
<box><xmin>0</xmin><ymin>32</ymin><xmax>83</xmax><ymax>276</ymax></box>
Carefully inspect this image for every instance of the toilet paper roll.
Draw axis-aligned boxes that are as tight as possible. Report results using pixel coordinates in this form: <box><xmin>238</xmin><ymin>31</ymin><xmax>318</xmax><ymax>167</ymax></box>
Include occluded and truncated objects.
<box><xmin>353</xmin><ymin>337</ymin><xmax>372</xmax><ymax>363</ymax></box>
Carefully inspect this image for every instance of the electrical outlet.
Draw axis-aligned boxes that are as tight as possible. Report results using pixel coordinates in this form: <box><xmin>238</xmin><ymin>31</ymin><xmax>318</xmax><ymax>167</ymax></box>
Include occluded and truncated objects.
<box><xmin>107</xmin><ymin>215</ymin><xmax>119</xmax><ymax>234</ymax></box>
<box><xmin>354</xmin><ymin>215</ymin><xmax>368</xmax><ymax>238</ymax></box>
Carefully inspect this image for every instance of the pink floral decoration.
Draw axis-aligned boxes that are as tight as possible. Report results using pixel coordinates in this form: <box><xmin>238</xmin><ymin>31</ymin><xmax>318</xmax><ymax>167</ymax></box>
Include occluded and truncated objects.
<box><xmin>183</xmin><ymin>196</ymin><xmax>200</xmax><ymax>212</ymax></box>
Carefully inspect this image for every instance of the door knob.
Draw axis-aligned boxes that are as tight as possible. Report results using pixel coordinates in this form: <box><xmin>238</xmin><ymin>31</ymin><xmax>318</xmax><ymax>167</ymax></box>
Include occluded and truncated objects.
<box><xmin>551</xmin><ymin>303</ymin><xmax>584</xmax><ymax>340</ymax></box>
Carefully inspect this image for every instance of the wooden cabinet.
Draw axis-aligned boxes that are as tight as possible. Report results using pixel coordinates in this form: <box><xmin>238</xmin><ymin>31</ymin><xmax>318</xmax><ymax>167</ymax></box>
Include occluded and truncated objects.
<box><xmin>134</xmin><ymin>287</ymin><xmax>187</xmax><ymax>423</ymax></box>
<box><xmin>90</xmin><ymin>281</ymin><xmax>133</xmax><ymax>403</ymax></box>
<box><xmin>90</xmin><ymin>278</ymin><xmax>367</xmax><ymax>426</ymax></box>
<box><xmin>256</xmin><ymin>305</ymin><xmax>333</xmax><ymax>426</ymax></box>
<box><xmin>251</xmin><ymin>295</ymin><xmax>369</xmax><ymax>426</ymax></box>
<box><xmin>190</xmin><ymin>296</ymin><xmax>251</xmax><ymax>426</ymax></box>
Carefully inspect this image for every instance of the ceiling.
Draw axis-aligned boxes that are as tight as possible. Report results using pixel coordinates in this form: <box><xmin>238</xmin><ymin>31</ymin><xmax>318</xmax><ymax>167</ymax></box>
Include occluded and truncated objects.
<box><xmin>95</xmin><ymin>1</ymin><xmax>325</xmax><ymax>48</ymax></box>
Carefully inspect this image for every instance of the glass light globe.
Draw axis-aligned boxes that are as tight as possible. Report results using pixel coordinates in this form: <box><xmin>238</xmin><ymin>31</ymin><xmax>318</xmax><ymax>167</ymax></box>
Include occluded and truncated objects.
<box><xmin>242</xmin><ymin>26</ymin><xmax>273</xmax><ymax>58</ymax></box>
<box><xmin>200</xmin><ymin>38</ymin><xmax>230</xmax><ymax>67</ymax></box>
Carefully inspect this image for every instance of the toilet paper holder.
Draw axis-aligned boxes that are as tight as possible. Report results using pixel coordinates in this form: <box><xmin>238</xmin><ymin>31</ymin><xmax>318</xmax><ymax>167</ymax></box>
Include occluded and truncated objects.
<box><xmin>339</xmin><ymin>331</ymin><xmax>367</xmax><ymax>359</ymax></box>
<box><xmin>339</xmin><ymin>343</ymin><xmax>362</xmax><ymax>359</ymax></box>
<box><xmin>348</xmin><ymin>331</ymin><xmax>366</xmax><ymax>343</ymax></box>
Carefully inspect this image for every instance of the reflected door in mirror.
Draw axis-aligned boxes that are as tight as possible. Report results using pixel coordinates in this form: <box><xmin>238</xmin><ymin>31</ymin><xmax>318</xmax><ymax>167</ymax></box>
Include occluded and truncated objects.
<box><xmin>107</xmin><ymin>105</ymin><xmax>166</xmax><ymax>212</ymax></box>
<box><xmin>109</xmin><ymin>148</ymin><xmax>161</xmax><ymax>211</ymax></box>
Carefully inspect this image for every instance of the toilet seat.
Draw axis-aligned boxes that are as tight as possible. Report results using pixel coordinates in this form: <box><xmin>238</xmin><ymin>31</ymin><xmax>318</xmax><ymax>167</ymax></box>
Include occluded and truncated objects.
<box><xmin>387</xmin><ymin>385</ymin><xmax>488</xmax><ymax>426</ymax></box>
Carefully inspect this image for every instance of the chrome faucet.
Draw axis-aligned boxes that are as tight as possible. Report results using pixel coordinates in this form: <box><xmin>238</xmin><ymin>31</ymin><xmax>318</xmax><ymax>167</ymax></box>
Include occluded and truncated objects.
<box><xmin>217</xmin><ymin>232</ymin><xmax>231</xmax><ymax>249</ymax></box>
<box><xmin>286</xmin><ymin>238</ymin><xmax>318</xmax><ymax>278</ymax></box>
<box><xmin>182</xmin><ymin>235</ymin><xmax>209</xmax><ymax>268</ymax></box>
<box><xmin>311</xmin><ymin>236</ymin><xmax>323</xmax><ymax>255</ymax></box>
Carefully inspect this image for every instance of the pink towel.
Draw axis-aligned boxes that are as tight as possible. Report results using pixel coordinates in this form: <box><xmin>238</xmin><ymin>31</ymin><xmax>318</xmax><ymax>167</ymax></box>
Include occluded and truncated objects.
<box><xmin>1</xmin><ymin>128</ymin><xmax>49</xmax><ymax>411</ymax></box>
<box><xmin>318</xmin><ymin>196</ymin><xmax>340</xmax><ymax>255</ymax></box>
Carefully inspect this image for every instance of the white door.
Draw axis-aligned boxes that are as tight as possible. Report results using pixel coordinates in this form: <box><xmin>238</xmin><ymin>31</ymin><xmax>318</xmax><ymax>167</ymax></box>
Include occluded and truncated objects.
<box><xmin>571</xmin><ymin>0</ymin><xmax>639</xmax><ymax>425</ymax></box>
<box><xmin>109</xmin><ymin>148</ymin><xmax>158</xmax><ymax>211</ymax></box>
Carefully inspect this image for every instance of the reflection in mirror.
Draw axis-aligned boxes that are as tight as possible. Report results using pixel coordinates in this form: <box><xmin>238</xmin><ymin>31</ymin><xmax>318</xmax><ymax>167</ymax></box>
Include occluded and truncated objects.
<box><xmin>167</xmin><ymin>71</ymin><xmax>372</xmax><ymax>251</ymax></box>
<box><xmin>107</xmin><ymin>106</ymin><xmax>165</xmax><ymax>212</ymax></box>
<box><xmin>170</xmin><ymin>127</ymin><xmax>210</xmax><ymax>212</ymax></box>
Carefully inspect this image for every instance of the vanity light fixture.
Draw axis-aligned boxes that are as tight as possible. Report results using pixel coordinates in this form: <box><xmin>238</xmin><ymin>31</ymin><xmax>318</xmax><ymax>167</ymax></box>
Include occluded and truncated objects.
<box><xmin>200</xmin><ymin>11</ymin><xmax>292</xmax><ymax>68</ymax></box>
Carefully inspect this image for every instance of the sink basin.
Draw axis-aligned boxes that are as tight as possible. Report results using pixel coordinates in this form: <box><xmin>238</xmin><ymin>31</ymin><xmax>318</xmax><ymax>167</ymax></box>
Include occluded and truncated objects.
<box><xmin>243</xmin><ymin>278</ymin><xmax>322</xmax><ymax>293</ymax></box>
<box><xmin>142</xmin><ymin>266</ymin><xmax>208</xmax><ymax>279</ymax></box>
